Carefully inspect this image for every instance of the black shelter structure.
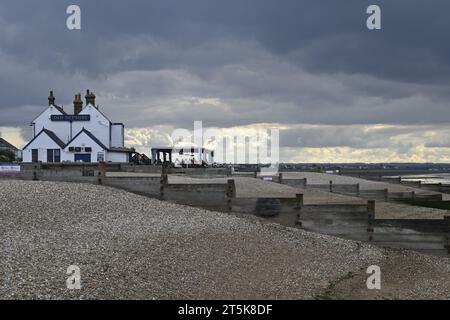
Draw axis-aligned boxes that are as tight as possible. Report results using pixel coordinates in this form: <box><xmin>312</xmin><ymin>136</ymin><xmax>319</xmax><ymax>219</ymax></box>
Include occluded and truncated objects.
<box><xmin>151</xmin><ymin>145</ymin><xmax>214</xmax><ymax>165</ymax></box>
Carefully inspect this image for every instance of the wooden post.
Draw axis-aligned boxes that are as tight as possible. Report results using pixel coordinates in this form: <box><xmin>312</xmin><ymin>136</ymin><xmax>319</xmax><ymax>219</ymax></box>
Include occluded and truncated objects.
<box><xmin>367</xmin><ymin>200</ymin><xmax>375</xmax><ymax>241</ymax></box>
<box><xmin>160</xmin><ymin>170</ymin><xmax>168</xmax><ymax>185</ymax></box>
<box><xmin>253</xmin><ymin>170</ymin><xmax>258</xmax><ymax>179</ymax></box>
<box><xmin>159</xmin><ymin>182</ymin><xmax>164</xmax><ymax>200</ymax></box>
<box><xmin>398</xmin><ymin>176</ymin><xmax>402</xmax><ymax>184</ymax></box>
<box><xmin>227</xmin><ymin>179</ymin><xmax>236</xmax><ymax>212</ymax></box>
<box><xmin>97</xmin><ymin>171</ymin><xmax>102</xmax><ymax>185</ymax></box>
<box><xmin>329</xmin><ymin>180</ymin><xmax>333</xmax><ymax>192</ymax></box>
<box><xmin>356</xmin><ymin>183</ymin><xmax>360</xmax><ymax>197</ymax></box>
<box><xmin>278</xmin><ymin>172</ymin><xmax>283</xmax><ymax>184</ymax></box>
<box><xmin>227</xmin><ymin>179</ymin><xmax>236</xmax><ymax>198</ymax></box>
<box><xmin>32</xmin><ymin>162</ymin><xmax>41</xmax><ymax>181</ymax></box>
<box><xmin>303</xmin><ymin>178</ymin><xmax>307</xmax><ymax>187</ymax></box>
<box><xmin>444</xmin><ymin>216</ymin><xmax>450</xmax><ymax>253</ymax></box>
<box><xmin>97</xmin><ymin>164</ymin><xmax>106</xmax><ymax>185</ymax></box>
<box><xmin>296</xmin><ymin>193</ymin><xmax>304</xmax><ymax>207</ymax></box>
<box><xmin>162</xmin><ymin>162</ymin><xmax>169</xmax><ymax>176</ymax></box>
<box><xmin>295</xmin><ymin>193</ymin><xmax>303</xmax><ymax>227</ymax></box>
<box><xmin>160</xmin><ymin>171</ymin><xmax>168</xmax><ymax>199</ymax></box>
<box><xmin>411</xmin><ymin>191</ymin><xmax>415</xmax><ymax>200</ymax></box>
<box><xmin>384</xmin><ymin>188</ymin><xmax>388</xmax><ymax>201</ymax></box>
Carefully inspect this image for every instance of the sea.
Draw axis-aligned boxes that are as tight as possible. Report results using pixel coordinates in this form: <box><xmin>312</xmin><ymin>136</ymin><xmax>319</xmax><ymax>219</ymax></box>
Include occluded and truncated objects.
<box><xmin>398</xmin><ymin>173</ymin><xmax>450</xmax><ymax>185</ymax></box>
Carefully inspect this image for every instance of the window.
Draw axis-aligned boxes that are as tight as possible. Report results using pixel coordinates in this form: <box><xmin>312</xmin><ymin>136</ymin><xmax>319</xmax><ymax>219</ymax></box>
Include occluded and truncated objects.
<box><xmin>47</xmin><ymin>149</ymin><xmax>61</xmax><ymax>163</ymax></box>
<box><xmin>54</xmin><ymin>149</ymin><xmax>61</xmax><ymax>162</ymax></box>
<box><xmin>47</xmin><ymin>149</ymin><xmax>53</xmax><ymax>163</ymax></box>
<box><xmin>32</xmin><ymin>149</ymin><xmax>38</xmax><ymax>163</ymax></box>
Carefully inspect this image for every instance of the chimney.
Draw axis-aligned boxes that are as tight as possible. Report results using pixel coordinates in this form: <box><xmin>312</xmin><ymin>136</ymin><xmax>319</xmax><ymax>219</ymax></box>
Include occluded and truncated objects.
<box><xmin>48</xmin><ymin>91</ymin><xmax>55</xmax><ymax>106</ymax></box>
<box><xmin>85</xmin><ymin>89</ymin><xmax>96</xmax><ymax>107</ymax></box>
<box><xmin>74</xmin><ymin>94</ymin><xmax>83</xmax><ymax>114</ymax></box>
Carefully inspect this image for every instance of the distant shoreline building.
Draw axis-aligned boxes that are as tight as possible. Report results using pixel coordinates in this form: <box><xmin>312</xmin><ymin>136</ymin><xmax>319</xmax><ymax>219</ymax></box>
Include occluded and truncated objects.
<box><xmin>0</xmin><ymin>137</ymin><xmax>21</xmax><ymax>161</ymax></box>
<box><xmin>22</xmin><ymin>91</ymin><xmax>134</xmax><ymax>163</ymax></box>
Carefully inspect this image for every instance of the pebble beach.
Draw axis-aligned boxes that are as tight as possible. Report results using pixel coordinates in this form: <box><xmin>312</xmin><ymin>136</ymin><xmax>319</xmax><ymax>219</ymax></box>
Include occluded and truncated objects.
<box><xmin>1</xmin><ymin>179</ymin><xmax>450</xmax><ymax>299</ymax></box>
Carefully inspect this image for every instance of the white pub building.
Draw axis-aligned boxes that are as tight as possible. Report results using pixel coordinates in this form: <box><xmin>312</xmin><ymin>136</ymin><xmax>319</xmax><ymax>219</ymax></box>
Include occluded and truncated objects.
<box><xmin>22</xmin><ymin>91</ymin><xmax>134</xmax><ymax>163</ymax></box>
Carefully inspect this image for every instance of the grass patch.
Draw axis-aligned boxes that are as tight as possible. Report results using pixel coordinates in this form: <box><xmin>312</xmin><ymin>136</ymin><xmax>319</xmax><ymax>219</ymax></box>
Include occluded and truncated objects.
<box><xmin>315</xmin><ymin>271</ymin><xmax>355</xmax><ymax>300</ymax></box>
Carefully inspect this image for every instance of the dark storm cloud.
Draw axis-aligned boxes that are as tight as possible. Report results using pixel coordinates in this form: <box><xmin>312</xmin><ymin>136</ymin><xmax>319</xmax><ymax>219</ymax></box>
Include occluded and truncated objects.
<box><xmin>2</xmin><ymin>0</ymin><xmax>449</xmax><ymax>80</ymax></box>
<box><xmin>1</xmin><ymin>0</ymin><xmax>450</xmax><ymax>157</ymax></box>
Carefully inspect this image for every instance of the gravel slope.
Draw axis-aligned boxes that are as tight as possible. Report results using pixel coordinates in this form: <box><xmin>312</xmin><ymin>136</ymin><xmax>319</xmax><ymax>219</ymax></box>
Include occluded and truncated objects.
<box><xmin>331</xmin><ymin>250</ymin><xmax>450</xmax><ymax>299</ymax></box>
<box><xmin>1</xmin><ymin>180</ymin><xmax>450</xmax><ymax>299</ymax></box>
<box><xmin>0</xmin><ymin>180</ymin><xmax>380</xmax><ymax>299</ymax></box>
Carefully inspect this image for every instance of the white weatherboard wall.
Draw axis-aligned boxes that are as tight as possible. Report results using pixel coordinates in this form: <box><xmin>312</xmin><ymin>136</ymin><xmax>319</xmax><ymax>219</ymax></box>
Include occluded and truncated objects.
<box><xmin>22</xmin><ymin>133</ymin><xmax>62</xmax><ymax>163</ymax></box>
<box><xmin>63</xmin><ymin>130</ymin><xmax>106</xmax><ymax>163</ymax></box>
<box><xmin>72</xmin><ymin>105</ymin><xmax>111</xmax><ymax>148</ymax></box>
<box><xmin>107</xmin><ymin>152</ymin><xmax>128</xmax><ymax>162</ymax></box>
<box><xmin>32</xmin><ymin>106</ymin><xmax>71</xmax><ymax>143</ymax></box>
<box><xmin>111</xmin><ymin>124</ymin><xmax>124</xmax><ymax>147</ymax></box>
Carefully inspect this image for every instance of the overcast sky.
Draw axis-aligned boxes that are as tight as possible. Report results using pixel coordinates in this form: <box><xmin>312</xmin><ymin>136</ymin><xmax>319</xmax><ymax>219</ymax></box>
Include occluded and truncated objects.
<box><xmin>1</xmin><ymin>0</ymin><xmax>450</xmax><ymax>162</ymax></box>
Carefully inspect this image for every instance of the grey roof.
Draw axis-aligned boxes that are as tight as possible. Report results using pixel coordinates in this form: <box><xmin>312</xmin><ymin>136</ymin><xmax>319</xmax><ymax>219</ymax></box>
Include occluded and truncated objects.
<box><xmin>66</xmin><ymin>128</ymin><xmax>109</xmax><ymax>150</ymax></box>
<box><xmin>22</xmin><ymin>128</ymin><xmax>66</xmax><ymax>150</ymax></box>
<box><xmin>23</xmin><ymin>128</ymin><xmax>131</xmax><ymax>153</ymax></box>
<box><xmin>53</xmin><ymin>104</ymin><xmax>67</xmax><ymax>115</ymax></box>
<box><xmin>43</xmin><ymin>129</ymin><xmax>66</xmax><ymax>148</ymax></box>
<box><xmin>0</xmin><ymin>137</ymin><xmax>18</xmax><ymax>150</ymax></box>
<box><xmin>109</xmin><ymin>147</ymin><xmax>135</xmax><ymax>153</ymax></box>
